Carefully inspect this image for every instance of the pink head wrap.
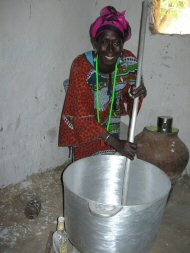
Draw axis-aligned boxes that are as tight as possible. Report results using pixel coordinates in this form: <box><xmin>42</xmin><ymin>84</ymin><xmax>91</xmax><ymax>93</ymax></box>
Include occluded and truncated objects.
<box><xmin>90</xmin><ymin>6</ymin><xmax>131</xmax><ymax>42</ymax></box>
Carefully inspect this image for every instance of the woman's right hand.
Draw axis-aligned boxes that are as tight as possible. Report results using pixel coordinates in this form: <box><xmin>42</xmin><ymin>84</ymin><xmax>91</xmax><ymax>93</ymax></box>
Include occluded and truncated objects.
<box><xmin>115</xmin><ymin>140</ymin><xmax>137</xmax><ymax>160</ymax></box>
<box><xmin>105</xmin><ymin>135</ymin><xmax>137</xmax><ymax>160</ymax></box>
<box><xmin>121</xmin><ymin>140</ymin><xmax>137</xmax><ymax>160</ymax></box>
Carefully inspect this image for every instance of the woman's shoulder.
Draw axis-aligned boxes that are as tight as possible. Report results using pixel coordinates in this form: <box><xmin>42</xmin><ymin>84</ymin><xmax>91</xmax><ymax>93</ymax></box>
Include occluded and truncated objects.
<box><xmin>71</xmin><ymin>51</ymin><xmax>93</xmax><ymax>70</ymax></box>
<box><xmin>122</xmin><ymin>49</ymin><xmax>137</xmax><ymax>60</ymax></box>
<box><xmin>72</xmin><ymin>51</ymin><xmax>94</xmax><ymax>63</ymax></box>
<box><xmin>121</xmin><ymin>49</ymin><xmax>138</xmax><ymax>67</ymax></box>
<box><xmin>72</xmin><ymin>53</ymin><xmax>87</xmax><ymax>64</ymax></box>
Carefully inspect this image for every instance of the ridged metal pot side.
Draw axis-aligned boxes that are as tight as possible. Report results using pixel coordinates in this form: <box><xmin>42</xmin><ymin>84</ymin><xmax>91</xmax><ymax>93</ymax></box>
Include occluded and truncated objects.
<box><xmin>63</xmin><ymin>156</ymin><xmax>171</xmax><ymax>253</ymax></box>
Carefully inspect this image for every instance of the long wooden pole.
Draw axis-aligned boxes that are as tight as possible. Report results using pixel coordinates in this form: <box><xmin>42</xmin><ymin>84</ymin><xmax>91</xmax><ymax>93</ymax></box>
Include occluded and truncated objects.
<box><xmin>122</xmin><ymin>0</ymin><xmax>149</xmax><ymax>205</ymax></box>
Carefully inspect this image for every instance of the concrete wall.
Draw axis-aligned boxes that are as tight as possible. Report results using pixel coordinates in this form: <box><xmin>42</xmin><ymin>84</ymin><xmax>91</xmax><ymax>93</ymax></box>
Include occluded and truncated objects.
<box><xmin>0</xmin><ymin>0</ymin><xmax>189</xmax><ymax>187</ymax></box>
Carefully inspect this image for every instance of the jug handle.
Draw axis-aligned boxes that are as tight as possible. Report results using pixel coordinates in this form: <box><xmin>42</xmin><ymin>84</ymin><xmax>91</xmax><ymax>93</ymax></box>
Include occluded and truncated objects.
<box><xmin>88</xmin><ymin>201</ymin><xmax>122</xmax><ymax>218</ymax></box>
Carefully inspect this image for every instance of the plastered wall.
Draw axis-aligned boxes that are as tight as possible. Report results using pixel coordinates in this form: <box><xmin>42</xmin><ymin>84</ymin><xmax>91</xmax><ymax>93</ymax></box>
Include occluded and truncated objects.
<box><xmin>0</xmin><ymin>0</ymin><xmax>189</xmax><ymax>187</ymax></box>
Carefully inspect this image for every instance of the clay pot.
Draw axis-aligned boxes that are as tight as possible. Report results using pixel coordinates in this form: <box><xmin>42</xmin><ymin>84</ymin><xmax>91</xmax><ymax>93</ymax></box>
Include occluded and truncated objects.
<box><xmin>135</xmin><ymin>126</ymin><xmax>189</xmax><ymax>182</ymax></box>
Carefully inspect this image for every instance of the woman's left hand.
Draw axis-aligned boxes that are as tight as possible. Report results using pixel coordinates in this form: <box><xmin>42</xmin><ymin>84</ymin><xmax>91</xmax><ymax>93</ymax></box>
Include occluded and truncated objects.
<box><xmin>130</xmin><ymin>84</ymin><xmax>147</xmax><ymax>99</ymax></box>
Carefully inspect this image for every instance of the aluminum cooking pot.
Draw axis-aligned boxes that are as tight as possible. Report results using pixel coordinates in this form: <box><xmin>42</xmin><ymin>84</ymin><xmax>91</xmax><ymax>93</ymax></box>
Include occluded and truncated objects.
<box><xmin>63</xmin><ymin>155</ymin><xmax>171</xmax><ymax>253</ymax></box>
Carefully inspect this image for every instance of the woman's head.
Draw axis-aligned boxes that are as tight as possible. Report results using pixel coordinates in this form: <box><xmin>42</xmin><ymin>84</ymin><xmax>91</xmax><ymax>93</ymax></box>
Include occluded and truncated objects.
<box><xmin>90</xmin><ymin>6</ymin><xmax>131</xmax><ymax>73</ymax></box>
<box><xmin>90</xmin><ymin>6</ymin><xmax>131</xmax><ymax>43</ymax></box>
<box><xmin>94</xmin><ymin>30</ymin><xmax>123</xmax><ymax>73</ymax></box>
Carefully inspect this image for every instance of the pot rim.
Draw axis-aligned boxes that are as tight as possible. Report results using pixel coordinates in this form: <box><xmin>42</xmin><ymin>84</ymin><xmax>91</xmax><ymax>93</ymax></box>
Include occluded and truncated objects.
<box><xmin>63</xmin><ymin>156</ymin><xmax>171</xmax><ymax>208</ymax></box>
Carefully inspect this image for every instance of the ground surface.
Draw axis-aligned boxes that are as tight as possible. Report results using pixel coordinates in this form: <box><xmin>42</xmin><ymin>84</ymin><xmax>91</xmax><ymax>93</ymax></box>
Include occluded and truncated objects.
<box><xmin>0</xmin><ymin>161</ymin><xmax>190</xmax><ymax>253</ymax></box>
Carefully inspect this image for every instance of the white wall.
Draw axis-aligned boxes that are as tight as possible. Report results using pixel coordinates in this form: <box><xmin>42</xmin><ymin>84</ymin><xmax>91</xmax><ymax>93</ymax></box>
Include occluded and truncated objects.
<box><xmin>0</xmin><ymin>0</ymin><xmax>189</xmax><ymax>187</ymax></box>
<box><xmin>0</xmin><ymin>0</ymin><xmax>92</xmax><ymax>187</ymax></box>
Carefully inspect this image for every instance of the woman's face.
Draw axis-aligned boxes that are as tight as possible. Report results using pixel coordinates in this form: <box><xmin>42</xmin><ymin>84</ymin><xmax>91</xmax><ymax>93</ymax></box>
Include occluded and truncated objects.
<box><xmin>95</xmin><ymin>30</ymin><xmax>124</xmax><ymax>73</ymax></box>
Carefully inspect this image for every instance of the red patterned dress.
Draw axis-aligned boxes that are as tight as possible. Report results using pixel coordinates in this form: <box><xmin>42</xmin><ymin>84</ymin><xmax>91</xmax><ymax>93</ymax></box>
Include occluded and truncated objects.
<box><xmin>59</xmin><ymin>49</ymin><xmax>143</xmax><ymax>160</ymax></box>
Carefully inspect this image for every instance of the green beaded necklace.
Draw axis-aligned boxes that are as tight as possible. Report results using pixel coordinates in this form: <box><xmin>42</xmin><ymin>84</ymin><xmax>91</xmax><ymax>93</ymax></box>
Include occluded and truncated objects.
<box><xmin>95</xmin><ymin>56</ymin><xmax>118</xmax><ymax>131</ymax></box>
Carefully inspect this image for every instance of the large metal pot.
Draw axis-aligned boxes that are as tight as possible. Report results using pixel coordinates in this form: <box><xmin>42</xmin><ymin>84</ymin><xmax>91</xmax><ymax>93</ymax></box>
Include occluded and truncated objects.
<box><xmin>63</xmin><ymin>155</ymin><xmax>171</xmax><ymax>253</ymax></box>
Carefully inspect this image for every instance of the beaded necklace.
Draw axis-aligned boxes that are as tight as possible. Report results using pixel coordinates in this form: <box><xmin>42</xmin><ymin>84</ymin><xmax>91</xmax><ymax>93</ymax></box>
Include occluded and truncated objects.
<box><xmin>95</xmin><ymin>56</ymin><xmax>118</xmax><ymax>131</ymax></box>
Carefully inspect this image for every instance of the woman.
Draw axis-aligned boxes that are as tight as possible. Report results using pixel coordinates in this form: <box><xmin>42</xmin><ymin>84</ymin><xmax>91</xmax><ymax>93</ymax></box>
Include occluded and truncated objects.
<box><xmin>59</xmin><ymin>6</ymin><xmax>147</xmax><ymax>161</ymax></box>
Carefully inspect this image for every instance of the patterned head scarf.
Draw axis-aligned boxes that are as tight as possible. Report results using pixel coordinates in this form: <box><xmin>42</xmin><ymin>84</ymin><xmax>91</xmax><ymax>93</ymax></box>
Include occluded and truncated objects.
<box><xmin>90</xmin><ymin>6</ymin><xmax>131</xmax><ymax>42</ymax></box>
